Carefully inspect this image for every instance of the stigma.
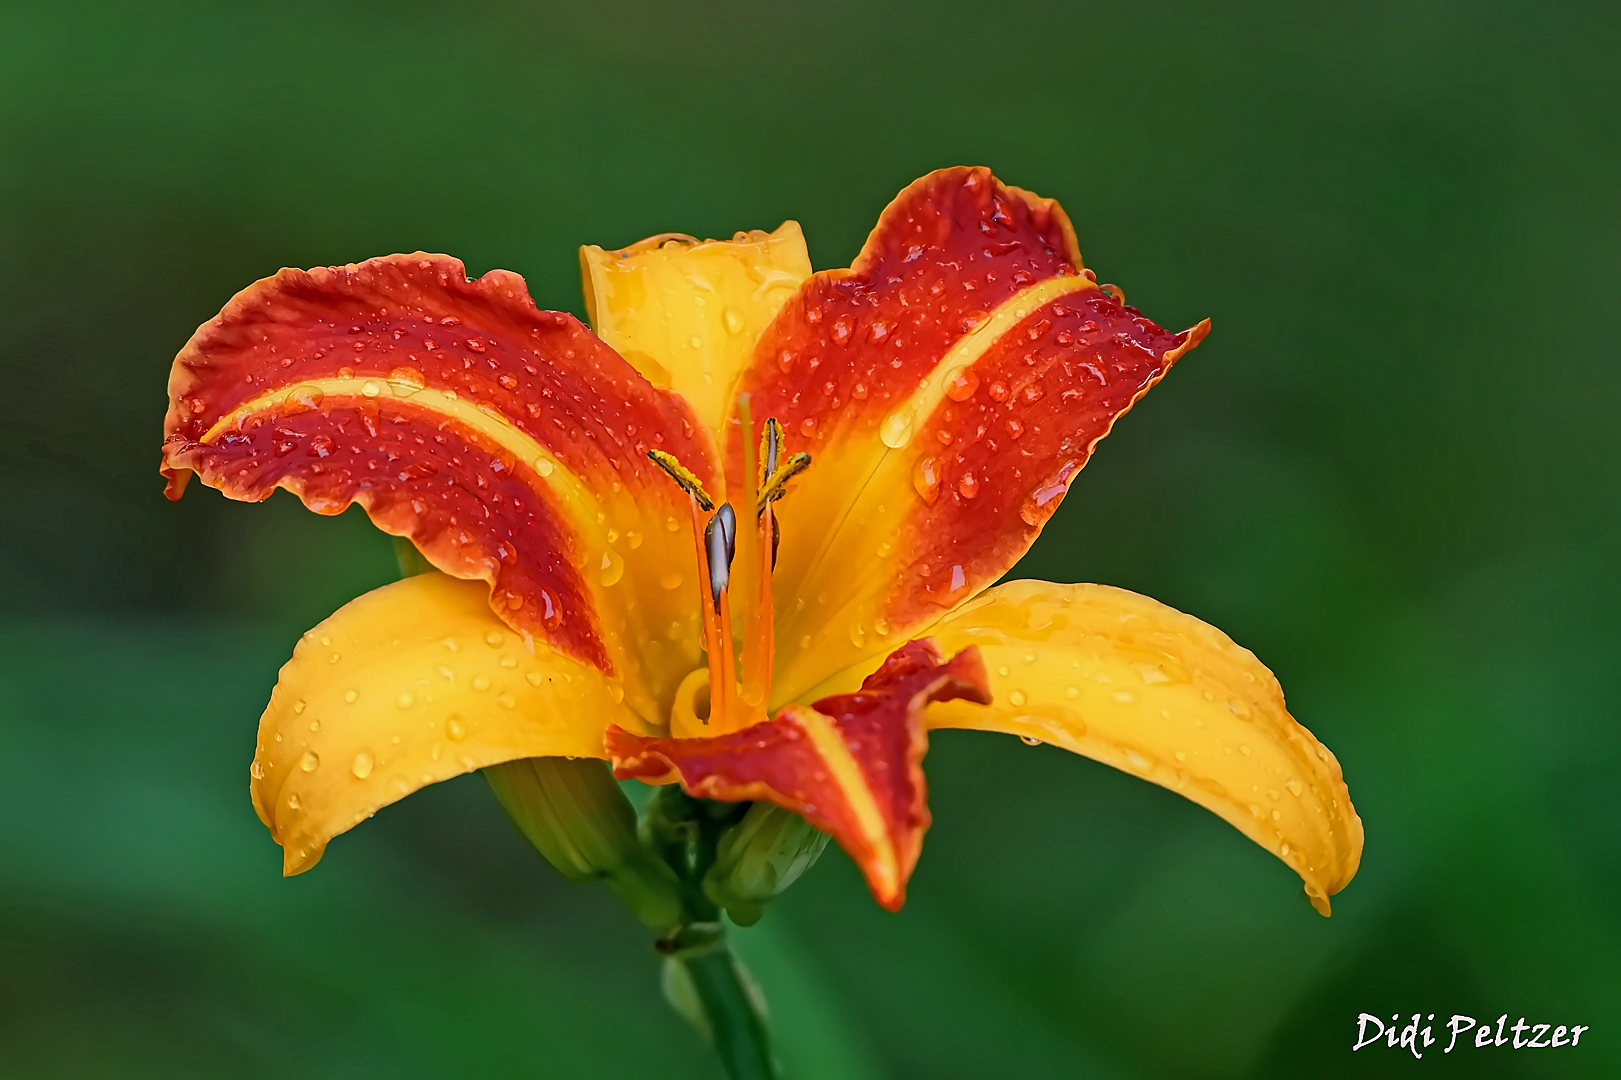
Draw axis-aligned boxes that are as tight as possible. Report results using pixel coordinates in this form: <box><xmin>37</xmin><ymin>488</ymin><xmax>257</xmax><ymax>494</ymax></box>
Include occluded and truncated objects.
<box><xmin>648</xmin><ymin>408</ymin><xmax>810</xmax><ymax>737</ymax></box>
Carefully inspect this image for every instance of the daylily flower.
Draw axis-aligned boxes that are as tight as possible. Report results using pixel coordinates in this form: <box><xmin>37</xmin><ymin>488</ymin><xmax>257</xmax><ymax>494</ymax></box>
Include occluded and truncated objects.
<box><xmin>161</xmin><ymin>167</ymin><xmax>1361</xmax><ymax>924</ymax></box>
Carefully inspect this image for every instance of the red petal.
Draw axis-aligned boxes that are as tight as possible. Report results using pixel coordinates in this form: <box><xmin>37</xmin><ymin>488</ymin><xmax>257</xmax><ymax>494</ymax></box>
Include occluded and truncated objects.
<box><xmin>723</xmin><ymin>168</ymin><xmax>1207</xmax><ymax>701</ymax></box>
<box><xmin>607</xmin><ymin>639</ymin><xmax>991</xmax><ymax>910</ymax></box>
<box><xmin>162</xmin><ymin>253</ymin><xmax>717</xmax><ymax>673</ymax></box>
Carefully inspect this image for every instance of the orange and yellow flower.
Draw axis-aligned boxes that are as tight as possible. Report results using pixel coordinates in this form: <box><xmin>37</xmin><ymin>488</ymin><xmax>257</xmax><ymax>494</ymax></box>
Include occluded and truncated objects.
<box><xmin>161</xmin><ymin>167</ymin><xmax>1361</xmax><ymax>916</ymax></box>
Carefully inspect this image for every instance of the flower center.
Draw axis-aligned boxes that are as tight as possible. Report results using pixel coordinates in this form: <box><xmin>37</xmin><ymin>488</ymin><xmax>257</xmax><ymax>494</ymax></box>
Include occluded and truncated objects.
<box><xmin>649</xmin><ymin>400</ymin><xmax>810</xmax><ymax>738</ymax></box>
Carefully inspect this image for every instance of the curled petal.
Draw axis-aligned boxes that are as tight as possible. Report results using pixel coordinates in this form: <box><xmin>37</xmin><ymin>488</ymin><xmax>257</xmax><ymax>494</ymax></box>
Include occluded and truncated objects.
<box><xmin>162</xmin><ymin>253</ymin><xmax>717</xmax><ymax>719</ymax></box>
<box><xmin>729</xmin><ymin>167</ymin><xmax>1207</xmax><ymax>702</ymax></box>
<box><xmin>809</xmin><ymin>580</ymin><xmax>1362</xmax><ymax>915</ymax></box>
<box><xmin>255</xmin><ymin>572</ymin><xmax>645</xmax><ymax>875</ymax></box>
<box><xmin>608</xmin><ymin>640</ymin><xmax>991</xmax><ymax>910</ymax></box>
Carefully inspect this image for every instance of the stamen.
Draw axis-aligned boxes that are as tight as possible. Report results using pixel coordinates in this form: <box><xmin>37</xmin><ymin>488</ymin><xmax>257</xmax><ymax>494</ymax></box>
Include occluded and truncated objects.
<box><xmin>759</xmin><ymin>417</ymin><xmax>783</xmax><ymax>487</ymax></box>
<box><xmin>704</xmin><ymin>503</ymin><xmax>737</xmax><ymax>612</ymax></box>
<box><xmin>647</xmin><ymin>449</ymin><xmax>716</xmax><ymax>511</ymax></box>
<box><xmin>757</xmin><ymin>452</ymin><xmax>811</xmax><ymax>512</ymax></box>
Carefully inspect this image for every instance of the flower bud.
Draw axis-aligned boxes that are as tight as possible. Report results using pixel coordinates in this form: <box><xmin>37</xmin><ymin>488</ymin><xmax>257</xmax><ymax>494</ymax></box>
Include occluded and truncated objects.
<box><xmin>703</xmin><ymin>802</ymin><xmax>829</xmax><ymax>925</ymax></box>
<box><xmin>485</xmin><ymin>756</ymin><xmax>683</xmax><ymax>930</ymax></box>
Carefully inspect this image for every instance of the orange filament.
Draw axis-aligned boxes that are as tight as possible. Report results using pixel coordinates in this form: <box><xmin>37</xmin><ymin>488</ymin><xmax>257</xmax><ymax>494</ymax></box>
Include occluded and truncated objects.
<box><xmin>647</xmin><ymin>412</ymin><xmax>806</xmax><ymax>736</ymax></box>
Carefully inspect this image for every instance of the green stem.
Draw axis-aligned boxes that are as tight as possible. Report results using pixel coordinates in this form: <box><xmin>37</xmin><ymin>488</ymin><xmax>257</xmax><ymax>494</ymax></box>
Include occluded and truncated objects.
<box><xmin>679</xmin><ymin>935</ymin><xmax>777</xmax><ymax>1080</ymax></box>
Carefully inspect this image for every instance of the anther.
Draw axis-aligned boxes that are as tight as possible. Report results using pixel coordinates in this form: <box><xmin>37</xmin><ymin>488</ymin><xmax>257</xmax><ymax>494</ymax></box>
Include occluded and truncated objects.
<box><xmin>704</xmin><ymin>503</ymin><xmax>737</xmax><ymax>611</ymax></box>
<box><xmin>760</xmin><ymin>417</ymin><xmax>783</xmax><ymax>486</ymax></box>
<box><xmin>647</xmin><ymin>449</ymin><xmax>716</xmax><ymax>511</ymax></box>
<box><xmin>757</xmin><ymin>452</ymin><xmax>811</xmax><ymax>513</ymax></box>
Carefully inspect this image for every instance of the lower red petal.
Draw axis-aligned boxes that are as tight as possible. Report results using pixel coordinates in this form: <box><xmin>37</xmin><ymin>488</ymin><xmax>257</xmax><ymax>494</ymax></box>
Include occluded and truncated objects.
<box><xmin>607</xmin><ymin>639</ymin><xmax>990</xmax><ymax>910</ymax></box>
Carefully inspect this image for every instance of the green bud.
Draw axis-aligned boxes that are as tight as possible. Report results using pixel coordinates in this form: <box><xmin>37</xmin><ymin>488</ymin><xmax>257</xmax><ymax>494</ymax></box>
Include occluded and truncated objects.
<box><xmin>703</xmin><ymin>802</ymin><xmax>829</xmax><ymax>926</ymax></box>
<box><xmin>484</xmin><ymin>756</ymin><xmax>683</xmax><ymax>931</ymax></box>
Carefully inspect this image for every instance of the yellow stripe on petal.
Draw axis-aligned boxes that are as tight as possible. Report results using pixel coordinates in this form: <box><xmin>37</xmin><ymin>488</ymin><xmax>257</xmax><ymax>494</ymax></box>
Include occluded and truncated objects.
<box><xmin>581</xmin><ymin>223</ymin><xmax>812</xmax><ymax>443</ymax></box>
<box><xmin>803</xmin><ymin>580</ymin><xmax>1363</xmax><ymax>914</ymax></box>
<box><xmin>253</xmin><ymin>572</ymin><xmax>647</xmax><ymax>876</ymax></box>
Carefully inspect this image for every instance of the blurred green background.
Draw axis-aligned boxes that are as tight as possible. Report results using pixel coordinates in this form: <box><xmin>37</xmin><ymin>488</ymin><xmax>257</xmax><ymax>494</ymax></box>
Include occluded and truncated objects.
<box><xmin>2</xmin><ymin>1</ymin><xmax>1617</xmax><ymax>1076</ymax></box>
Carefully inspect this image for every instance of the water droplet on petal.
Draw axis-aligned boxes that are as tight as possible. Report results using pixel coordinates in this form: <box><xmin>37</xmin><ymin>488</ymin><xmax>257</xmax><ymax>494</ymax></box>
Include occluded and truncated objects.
<box><xmin>496</xmin><ymin>692</ymin><xmax>516</xmax><ymax>708</ymax></box>
<box><xmin>1286</xmin><ymin>777</ymin><xmax>1303</xmax><ymax>797</ymax></box>
<box><xmin>388</xmin><ymin>367</ymin><xmax>426</xmax><ymax>395</ymax></box>
<box><xmin>661</xmin><ymin>570</ymin><xmax>684</xmax><ymax>590</ymax></box>
<box><xmin>250</xmin><ymin>760</ymin><xmax>265</xmax><ymax>779</ymax></box>
<box><xmin>446</xmin><ymin>717</ymin><xmax>468</xmax><ymax>740</ymax></box>
<box><xmin>1228</xmin><ymin>698</ymin><xmax>1252</xmax><ymax>719</ymax></box>
<box><xmin>849</xmin><ymin>623</ymin><xmax>867</xmax><ymax>647</ymax></box>
<box><xmin>879</xmin><ymin>409</ymin><xmax>915</xmax><ymax>449</ymax></box>
<box><xmin>1008</xmin><ymin>689</ymin><xmax>1028</xmax><ymax>706</ymax></box>
<box><xmin>300</xmin><ymin>751</ymin><xmax>320</xmax><ymax>772</ymax></box>
<box><xmin>344</xmin><ymin>689</ymin><xmax>358</xmax><ymax>703</ymax></box>
<box><xmin>723</xmin><ymin>308</ymin><xmax>745</xmax><ymax>335</ymax></box>
<box><xmin>532</xmin><ymin>456</ymin><xmax>555</xmax><ymax>477</ymax></box>
<box><xmin>472</xmin><ymin>675</ymin><xmax>490</xmax><ymax>691</ymax></box>
<box><xmin>351</xmin><ymin>752</ymin><xmax>374</xmax><ymax>779</ymax></box>
<box><xmin>485</xmin><ymin>630</ymin><xmax>504</xmax><ymax>647</ymax></box>
<box><xmin>945</xmin><ymin>368</ymin><xmax>980</xmax><ymax>402</ymax></box>
<box><xmin>1020</xmin><ymin>735</ymin><xmax>1041</xmax><ymax>746</ymax></box>
<box><xmin>606</xmin><ymin>684</ymin><xmax>625</xmax><ymax>704</ymax></box>
<box><xmin>599</xmin><ymin>548</ymin><xmax>625</xmax><ymax>586</ymax></box>
<box><xmin>1112</xmin><ymin>690</ymin><xmax>1135</xmax><ymax>705</ymax></box>
<box><xmin>397</xmin><ymin>692</ymin><xmax>414</xmax><ymax>709</ymax></box>
<box><xmin>1064</xmin><ymin>685</ymin><xmax>1079</xmax><ymax>699</ymax></box>
<box><xmin>957</xmin><ymin>471</ymin><xmax>980</xmax><ymax>499</ymax></box>
<box><xmin>912</xmin><ymin>457</ymin><xmax>942</xmax><ymax>505</ymax></box>
<box><xmin>292</xmin><ymin>700</ymin><xmax>306</xmax><ymax>715</ymax></box>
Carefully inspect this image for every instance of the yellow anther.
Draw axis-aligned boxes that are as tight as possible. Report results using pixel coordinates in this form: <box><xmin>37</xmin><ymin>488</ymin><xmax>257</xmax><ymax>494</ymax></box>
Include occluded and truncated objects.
<box><xmin>758</xmin><ymin>452</ymin><xmax>811</xmax><ymax>511</ymax></box>
<box><xmin>646</xmin><ymin>449</ymin><xmax>716</xmax><ymax>511</ymax></box>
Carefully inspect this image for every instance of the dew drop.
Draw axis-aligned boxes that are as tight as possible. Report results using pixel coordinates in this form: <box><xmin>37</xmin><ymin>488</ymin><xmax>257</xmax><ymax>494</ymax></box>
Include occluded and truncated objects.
<box><xmin>292</xmin><ymin>700</ymin><xmax>306</xmax><ymax>715</ymax></box>
<box><xmin>496</xmin><ymin>692</ymin><xmax>516</xmax><ymax>708</ymax></box>
<box><xmin>1020</xmin><ymin>736</ymin><xmax>1042</xmax><ymax>746</ymax></box>
<box><xmin>250</xmin><ymin>760</ymin><xmax>265</xmax><ymax>780</ymax></box>
<box><xmin>1286</xmin><ymin>777</ymin><xmax>1303</xmax><ymax>797</ymax></box>
<box><xmin>300</xmin><ymin>751</ymin><xmax>320</xmax><ymax>772</ymax></box>
<box><xmin>344</xmin><ymin>689</ymin><xmax>358</xmax><ymax>703</ymax></box>
<box><xmin>288</xmin><ymin>792</ymin><xmax>301</xmax><ymax>810</ymax></box>
<box><xmin>484</xmin><ymin>630</ymin><xmax>504</xmax><ymax>647</ymax></box>
<box><xmin>525</xmin><ymin>671</ymin><xmax>545</xmax><ymax>686</ymax></box>
<box><xmin>911</xmin><ymin>457</ymin><xmax>942</xmax><ymax>505</ymax></box>
<box><xmin>945</xmin><ymin>368</ymin><xmax>980</xmax><ymax>402</ymax></box>
<box><xmin>627</xmin><ymin>530</ymin><xmax>643</xmax><ymax>549</ymax></box>
<box><xmin>351</xmin><ymin>752</ymin><xmax>374</xmax><ymax>779</ymax></box>
<box><xmin>599</xmin><ymin>548</ymin><xmax>625</xmax><ymax>586</ymax></box>
<box><xmin>1064</xmin><ymin>685</ymin><xmax>1079</xmax><ymax>699</ymax></box>
<box><xmin>723</xmin><ymin>308</ymin><xmax>745</xmax><ymax>335</ymax></box>
<box><xmin>499</xmin><ymin>655</ymin><xmax>517</xmax><ymax>668</ymax></box>
<box><xmin>472</xmin><ymin>675</ymin><xmax>491</xmax><ymax>691</ymax></box>
<box><xmin>606</xmin><ymin>684</ymin><xmax>625</xmax><ymax>704</ymax></box>
<box><xmin>875</xmin><ymin>539</ymin><xmax>894</xmax><ymax>557</ymax></box>
<box><xmin>879</xmin><ymin>409</ymin><xmax>915</xmax><ymax>449</ymax></box>
<box><xmin>874</xmin><ymin>617</ymin><xmax>890</xmax><ymax>636</ymax></box>
<box><xmin>849</xmin><ymin>623</ymin><xmax>867</xmax><ymax>647</ymax></box>
<box><xmin>1112</xmin><ymin>690</ymin><xmax>1136</xmax><ymax>705</ymax></box>
<box><xmin>532</xmin><ymin>456</ymin><xmax>555</xmax><ymax>477</ymax></box>
<box><xmin>1123</xmin><ymin>748</ymin><xmax>1153</xmax><ymax>773</ymax></box>
<box><xmin>1280</xmin><ymin>842</ymin><xmax>1292</xmax><ymax>857</ymax></box>
<box><xmin>1228</xmin><ymin>698</ymin><xmax>1252</xmax><ymax>719</ymax></box>
<box><xmin>1009</xmin><ymin>689</ymin><xmax>1028</xmax><ymax>706</ymax></box>
<box><xmin>360</xmin><ymin>379</ymin><xmax>384</xmax><ymax>397</ymax></box>
<box><xmin>388</xmin><ymin>367</ymin><xmax>426</xmax><ymax>395</ymax></box>
<box><xmin>446</xmin><ymin>717</ymin><xmax>468</xmax><ymax>740</ymax></box>
<box><xmin>957</xmin><ymin>471</ymin><xmax>980</xmax><ymax>499</ymax></box>
<box><xmin>661</xmin><ymin>570</ymin><xmax>684</xmax><ymax>590</ymax></box>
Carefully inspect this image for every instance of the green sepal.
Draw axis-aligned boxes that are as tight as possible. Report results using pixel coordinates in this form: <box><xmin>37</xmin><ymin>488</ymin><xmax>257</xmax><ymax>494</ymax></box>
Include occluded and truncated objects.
<box><xmin>484</xmin><ymin>756</ymin><xmax>684</xmax><ymax>931</ymax></box>
<box><xmin>703</xmin><ymin>802</ymin><xmax>829</xmax><ymax>926</ymax></box>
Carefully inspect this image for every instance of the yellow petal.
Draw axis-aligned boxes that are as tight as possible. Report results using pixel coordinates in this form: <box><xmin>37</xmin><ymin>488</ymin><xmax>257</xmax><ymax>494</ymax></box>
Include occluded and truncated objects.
<box><xmin>252</xmin><ymin>572</ymin><xmax>647</xmax><ymax>876</ymax></box>
<box><xmin>804</xmin><ymin>580</ymin><xmax>1363</xmax><ymax>914</ymax></box>
<box><xmin>581</xmin><ymin>223</ymin><xmax>812</xmax><ymax>442</ymax></box>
